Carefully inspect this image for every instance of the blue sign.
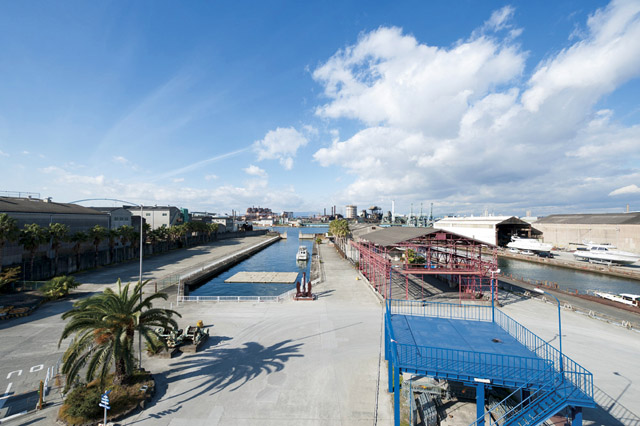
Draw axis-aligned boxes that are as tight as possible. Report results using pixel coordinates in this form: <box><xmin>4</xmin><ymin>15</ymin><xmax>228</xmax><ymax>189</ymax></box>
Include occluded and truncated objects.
<box><xmin>99</xmin><ymin>390</ymin><xmax>111</xmax><ymax>410</ymax></box>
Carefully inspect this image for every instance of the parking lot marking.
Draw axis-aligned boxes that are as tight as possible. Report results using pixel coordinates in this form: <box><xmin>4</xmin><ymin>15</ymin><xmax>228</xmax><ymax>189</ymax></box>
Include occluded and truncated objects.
<box><xmin>5</xmin><ymin>371</ymin><xmax>21</xmax><ymax>379</ymax></box>
<box><xmin>29</xmin><ymin>365</ymin><xmax>43</xmax><ymax>373</ymax></box>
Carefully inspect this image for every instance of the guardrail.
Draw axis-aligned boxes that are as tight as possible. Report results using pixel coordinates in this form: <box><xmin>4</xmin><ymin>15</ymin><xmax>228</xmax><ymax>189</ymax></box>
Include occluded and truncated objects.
<box><xmin>494</xmin><ymin>309</ymin><xmax>593</xmax><ymax>401</ymax></box>
<box><xmin>386</xmin><ymin>299</ymin><xmax>492</xmax><ymax>322</ymax></box>
<box><xmin>386</xmin><ymin>299</ymin><xmax>593</xmax><ymax>402</ymax></box>
<box><xmin>177</xmin><ymin>288</ymin><xmax>296</xmax><ymax>303</ymax></box>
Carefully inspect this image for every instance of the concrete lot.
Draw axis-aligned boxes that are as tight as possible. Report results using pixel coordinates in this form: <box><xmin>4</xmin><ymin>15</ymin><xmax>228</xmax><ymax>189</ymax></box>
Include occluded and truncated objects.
<box><xmin>125</xmin><ymin>243</ymin><xmax>393</xmax><ymax>426</ymax></box>
<box><xmin>0</xmin><ymin>235</ymin><xmax>277</xmax><ymax>422</ymax></box>
<box><xmin>498</xmin><ymin>291</ymin><xmax>640</xmax><ymax>425</ymax></box>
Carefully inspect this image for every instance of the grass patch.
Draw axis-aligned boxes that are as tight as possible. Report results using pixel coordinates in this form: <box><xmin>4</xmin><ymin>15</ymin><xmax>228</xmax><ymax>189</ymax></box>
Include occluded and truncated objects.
<box><xmin>58</xmin><ymin>370</ymin><xmax>153</xmax><ymax>425</ymax></box>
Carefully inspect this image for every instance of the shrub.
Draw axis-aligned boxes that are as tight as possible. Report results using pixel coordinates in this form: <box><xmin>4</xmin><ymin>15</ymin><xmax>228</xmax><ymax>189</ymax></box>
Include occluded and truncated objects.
<box><xmin>39</xmin><ymin>276</ymin><xmax>80</xmax><ymax>300</ymax></box>
<box><xmin>63</xmin><ymin>384</ymin><xmax>102</xmax><ymax>420</ymax></box>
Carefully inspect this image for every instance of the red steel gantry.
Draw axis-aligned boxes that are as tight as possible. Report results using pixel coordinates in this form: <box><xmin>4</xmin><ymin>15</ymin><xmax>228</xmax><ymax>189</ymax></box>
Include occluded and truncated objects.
<box><xmin>354</xmin><ymin>229</ymin><xmax>498</xmax><ymax>302</ymax></box>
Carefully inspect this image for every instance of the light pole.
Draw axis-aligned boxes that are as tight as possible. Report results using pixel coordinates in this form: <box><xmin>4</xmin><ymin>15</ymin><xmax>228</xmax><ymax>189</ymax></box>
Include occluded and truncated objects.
<box><xmin>490</xmin><ymin>269</ymin><xmax>500</xmax><ymax>322</ymax></box>
<box><xmin>534</xmin><ymin>287</ymin><xmax>563</xmax><ymax>374</ymax></box>
<box><xmin>69</xmin><ymin>198</ymin><xmax>144</xmax><ymax>369</ymax></box>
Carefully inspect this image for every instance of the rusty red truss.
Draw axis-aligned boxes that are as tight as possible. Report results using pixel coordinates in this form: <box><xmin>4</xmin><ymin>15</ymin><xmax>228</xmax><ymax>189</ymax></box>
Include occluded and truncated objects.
<box><xmin>353</xmin><ymin>229</ymin><xmax>498</xmax><ymax>301</ymax></box>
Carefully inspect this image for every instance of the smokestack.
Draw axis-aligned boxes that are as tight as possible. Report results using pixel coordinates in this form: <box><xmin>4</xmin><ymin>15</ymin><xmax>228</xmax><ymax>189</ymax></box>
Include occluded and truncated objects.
<box><xmin>392</xmin><ymin>200</ymin><xmax>395</xmax><ymax>222</ymax></box>
<box><xmin>627</xmin><ymin>204</ymin><xmax>630</xmax><ymax>213</ymax></box>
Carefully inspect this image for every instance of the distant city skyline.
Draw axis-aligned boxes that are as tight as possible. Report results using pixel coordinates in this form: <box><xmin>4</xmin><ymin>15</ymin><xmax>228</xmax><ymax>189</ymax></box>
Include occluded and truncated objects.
<box><xmin>1</xmin><ymin>1</ymin><xmax>639</xmax><ymax>217</ymax></box>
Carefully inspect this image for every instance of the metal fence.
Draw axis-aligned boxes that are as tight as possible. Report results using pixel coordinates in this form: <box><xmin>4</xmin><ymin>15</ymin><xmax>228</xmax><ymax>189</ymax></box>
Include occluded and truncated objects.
<box><xmin>10</xmin><ymin>281</ymin><xmax>48</xmax><ymax>292</ymax></box>
<box><xmin>386</xmin><ymin>299</ymin><xmax>493</xmax><ymax>322</ymax></box>
<box><xmin>177</xmin><ymin>288</ymin><xmax>297</xmax><ymax>304</ymax></box>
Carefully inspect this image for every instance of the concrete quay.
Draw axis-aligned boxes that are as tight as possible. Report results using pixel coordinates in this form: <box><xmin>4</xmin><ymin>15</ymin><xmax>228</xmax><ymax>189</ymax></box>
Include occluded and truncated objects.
<box><xmin>0</xmin><ymin>234</ymin><xmax>281</xmax><ymax>424</ymax></box>
<box><xmin>1</xmin><ymin>238</ymin><xmax>394</xmax><ymax>425</ymax></box>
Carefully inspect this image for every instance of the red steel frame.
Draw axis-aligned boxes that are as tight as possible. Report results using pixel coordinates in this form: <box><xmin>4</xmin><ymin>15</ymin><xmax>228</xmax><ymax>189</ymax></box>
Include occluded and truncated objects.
<box><xmin>354</xmin><ymin>230</ymin><xmax>498</xmax><ymax>301</ymax></box>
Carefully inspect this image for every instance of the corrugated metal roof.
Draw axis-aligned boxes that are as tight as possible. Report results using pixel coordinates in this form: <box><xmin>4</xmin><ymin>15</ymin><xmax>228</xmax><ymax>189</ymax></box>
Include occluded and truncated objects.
<box><xmin>0</xmin><ymin>197</ymin><xmax>106</xmax><ymax>215</ymax></box>
<box><xmin>360</xmin><ymin>227</ymin><xmax>439</xmax><ymax>246</ymax></box>
<box><xmin>536</xmin><ymin>213</ymin><xmax>640</xmax><ymax>225</ymax></box>
<box><xmin>435</xmin><ymin>216</ymin><xmax>529</xmax><ymax>226</ymax></box>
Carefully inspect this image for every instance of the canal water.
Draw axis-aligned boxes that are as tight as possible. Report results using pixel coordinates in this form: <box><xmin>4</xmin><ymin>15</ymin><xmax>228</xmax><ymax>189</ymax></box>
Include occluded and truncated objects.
<box><xmin>190</xmin><ymin>226</ymin><xmax>328</xmax><ymax>297</ymax></box>
<box><xmin>498</xmin><ymin>256</ymin><xmax>640</xmax><ymax>295</ymax></box>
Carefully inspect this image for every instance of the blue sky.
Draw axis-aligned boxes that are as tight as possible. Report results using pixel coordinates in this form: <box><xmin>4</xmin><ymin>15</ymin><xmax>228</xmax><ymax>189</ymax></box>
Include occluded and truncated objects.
<box><xmin>1</xmin><ymin>0</ymin><xmax>639</xmax><ymax>217</ymax></box>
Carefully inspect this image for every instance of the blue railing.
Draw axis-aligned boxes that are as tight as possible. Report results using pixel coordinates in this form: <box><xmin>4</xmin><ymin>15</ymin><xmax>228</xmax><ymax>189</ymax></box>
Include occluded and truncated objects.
<box><xmin>386</xmin><ymin>299</ymin><xmax>492</xmax><ymax>322</ymax></box>
<box><xmin>395</xmin><ymin>342</ymin><xmax>556</xmax><ymax>386</ymax></box>
<box><xmin>494</xmin><ymin>309</ymin><xmax>593</xmax><ymax>401</ymax></box>
<box><xmin>386</xmin><ymin>299</ymin><xmax>593</xmax><ymax>402</ymax></box>
<box><xmin>469</xmin><ymin>368</ymin><xmax>564</xmax><ymax>426</ymax></box>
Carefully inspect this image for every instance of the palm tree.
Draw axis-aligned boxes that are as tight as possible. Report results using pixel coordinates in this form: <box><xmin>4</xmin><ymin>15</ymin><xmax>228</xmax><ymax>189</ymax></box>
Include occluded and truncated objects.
<box><xmin>58</xmin><ymin>280</ymin><xmax>181</xmax><ymax>389</ymax></box>
<box><xmin>69</xmin><ymin>231</ymin><xmax>89</xmax><ymax>271</ymax></box>
<box><xmin>118</xmin><ymin>225</ymin><xmax>136</xmax><ymax>260</ymax></box>
<box><xmin>87</xmin><ymin>225</ymin><xmax>108</xmax><ymax>268</ymax></box>
<box><xmin>0</xmin><ymin>213</ymin><xmax>19</xmax><ymax>273</ymax></box>
<box><xmin>19</xmin><ymin>223</ymin><xmax>48</xmax><ymax>280</ymax></box>
<box><xmin>107</xmin><ymin>228</ymin><xmax>120</xmax><ymax>264</ymax></box>
<box><xmin>48</xmin><ymin>223</ymin><xmax>69</xmax><ymax>276</ymax></box>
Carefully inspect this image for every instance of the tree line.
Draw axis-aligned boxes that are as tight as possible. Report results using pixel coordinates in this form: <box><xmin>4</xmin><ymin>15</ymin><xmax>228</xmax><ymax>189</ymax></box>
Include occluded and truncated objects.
<box><xmin>0</xmin><ymin>213</ymin><xmax>219</xmax><ymax>280</ymax></box>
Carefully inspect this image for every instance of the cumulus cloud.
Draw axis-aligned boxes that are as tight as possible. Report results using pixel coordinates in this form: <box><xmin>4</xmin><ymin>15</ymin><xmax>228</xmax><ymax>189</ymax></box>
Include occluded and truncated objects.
<box><xmin>205</xmin><ymin>174</ymin><xmax>218</xmax><ymax>181</ymax></box>
<box><xmin>172</xmin><ymin>177</ymin><xmax>185</xmax><ymax>183</ymax></box>
<box><xmin>609</xmin><ymin>184</ymin><xmax>640</xmax><ymax>196</ymax></box>
<box><xmin>244</xmin><ymin>164</ymin><xmax>267</xmax><ymax>177</ymax></box>
<box><xmin>253</xmin><ymin>127</ymin><xmax>308</xmax><ymax>170</ymax></box>
<box><xmin>311</xmin><ymin>1</ymin><xmax>640</xmax><ymax>214</ymax></box>
<box><xmin>0</xmin><ymin>150</ymin><xmax>8</xmax><ymax>157</ymax></box>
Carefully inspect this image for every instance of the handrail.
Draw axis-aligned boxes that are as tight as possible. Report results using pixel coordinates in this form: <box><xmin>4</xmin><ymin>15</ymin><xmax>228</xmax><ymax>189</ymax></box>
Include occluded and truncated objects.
<box><xmin>386</xmin><ymin>299</ymin><xmax>492</xmax><ymax>322</ymax></box>
<box><xmin>386</xmin><ymin>299</ymin><xmax>594</xmax><ymax>402</ymax></box>
<box><xmin>494</xmin><ymin>309</ymin><xmax>593</xmax><ymax>400</ymax></box>
<box><xmin>468</xmin><ymin>366</ymin><xmax>561</xmax><ymax>426</ymax></box>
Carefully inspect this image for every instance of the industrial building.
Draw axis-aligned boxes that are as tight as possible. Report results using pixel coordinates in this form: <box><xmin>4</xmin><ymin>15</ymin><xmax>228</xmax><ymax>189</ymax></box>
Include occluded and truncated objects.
<box><xmin>345</xmin><ymin>205</ymin><xmax>357</xmax><ymax>219</ymax></box>
<box><xmin>434</xmin><ymin>216</ymin><xmax>536</xmax><ymax>247</ymax></box>
<box><xmin>534</xmin><ymin>212</ymin><xmax>640</xmax><ymax>252</ymax></box>
<box><xmin>125</xmin><ymin>205</ymin><xmax>185</xmax><ymax>230</ymax></box>
<box><xmin>90</xmin><ymin>207</ymin><xmax>132</xmax><ymax>229</ymax></box>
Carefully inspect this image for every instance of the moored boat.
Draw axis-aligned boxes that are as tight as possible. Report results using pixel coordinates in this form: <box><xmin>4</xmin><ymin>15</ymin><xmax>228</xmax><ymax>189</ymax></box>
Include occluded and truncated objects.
<box><xmin>573</xmin><ymin>242</ymin><xmax>640</xmax><ymax>265</ymax></box>
<box><xmin>296</xmin><ymin>245</ymin><xmax>309</xmax><ymax>261</ymax></box>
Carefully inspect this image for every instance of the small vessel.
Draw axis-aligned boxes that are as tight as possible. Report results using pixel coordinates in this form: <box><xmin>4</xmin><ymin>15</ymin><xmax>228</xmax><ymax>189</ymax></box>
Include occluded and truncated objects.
<box><xmin>595</xmin><ymin>292</ymin><xmax>640</xmax><ymax>307</ymax></box>
<box><xmin>573</xmin><ymin>242</ymin><xmax>640</xmax><ymax>266</ymax></box>
<box><xmin>520</xmin><ymin>250</ymin><xmax>534</xmax><ymax>256</ymax></box>
<box><xmin>506</xmin><ymin>236</ymin><xmax>553</xmax><ymax>254</ymax></box>
<box><xmin>296</xmin><ymin>245</ymin><xmax>309</xmax><ymax>261</ymax></box>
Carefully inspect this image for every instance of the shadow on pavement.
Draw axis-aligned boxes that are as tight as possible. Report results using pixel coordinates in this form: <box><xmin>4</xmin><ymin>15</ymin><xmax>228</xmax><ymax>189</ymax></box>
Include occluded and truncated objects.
<box><xmin>588</xmin><ymin>383</ymin><xmax>640</xmax><ymax>426</ymax></box>
<box><xmin>161</xmin><ymin>338</ymin><xmax>304</xmax><ymax>404</ymax></box>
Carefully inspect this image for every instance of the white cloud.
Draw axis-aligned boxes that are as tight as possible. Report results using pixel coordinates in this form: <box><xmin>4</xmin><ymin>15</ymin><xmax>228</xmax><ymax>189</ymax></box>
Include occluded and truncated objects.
<box><xmin>36</xmin><ymin>166</ymin><xmax>305</xmax><ymax>211</ymax></box>
<box><xmin>253</xmin><ymin>127</ymin><xmax>308</xmax><ymax>170</ymax></box>
<box><xmin>313</xmin><ymin>26</ymin><xmax>525</xmax><ymax>138</ymax></box>
<box><xmin>243</xmin><ymin>164</ymin><xmax>267</xmax><ymax>177</ymax></box>
<box><xmin>172</xmin><ymin>177</ymin><xmax>185</xmax><ymax>183</ymax></box>
<box><xmin>22</xmin><ymin>150</ymin><xmax>29</xmax><ymax>155</ymax></box>
<box><xmin>609</xmin><ymin>184</ymin><xmax>640</xmax><ymax>196</ymax></box>
<box><xmin>311</xmin><ymin>2</ymin><xmax>640</xmax><ymax>214</ymax></box>
<box><xmin>113</xmin><ymin>156</ymin><xmax>129</xmax><ymax>165</ymax></box>
<box><xmin>205</xmin><ymin>174</ymin><xmax>218</xmax><ymax>181</ymax></box>
<box><xmin>0</xmin><ymin>150</ymin><xmax>8</xmax><ymax>157</ymax></box>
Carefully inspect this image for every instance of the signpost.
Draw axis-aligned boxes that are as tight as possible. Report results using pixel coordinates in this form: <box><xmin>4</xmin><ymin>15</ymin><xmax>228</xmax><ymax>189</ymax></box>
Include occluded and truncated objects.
<box><xmin>98</xmin><ymin>390</ymin><xmax>111</xmax><ymax>426</ymax></box>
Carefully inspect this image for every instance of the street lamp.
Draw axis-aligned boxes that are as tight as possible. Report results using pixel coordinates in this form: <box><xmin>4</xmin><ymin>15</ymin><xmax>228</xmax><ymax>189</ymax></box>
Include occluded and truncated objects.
<box><xmin>490</xmin><ymin>269</ymin><xmax>500</xmax><ymax>322</ymax></box>
<box><xmin>534</xmin><ymin>287</ymin><xmax>563</xmax><ymax>373</ymax></box>
<box><xmin>69</xmin><ymin>198</ymin><xmax>144</xmax><ymax>369</ymax></box>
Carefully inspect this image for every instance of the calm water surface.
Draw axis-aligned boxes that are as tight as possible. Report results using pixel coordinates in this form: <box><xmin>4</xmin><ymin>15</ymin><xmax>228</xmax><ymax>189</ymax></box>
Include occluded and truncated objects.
<box><xmin>191</xmin><ymin>226</ymin><xmax>328</xmax><ymax>296</ymax></box>
<box><xmin>498</xmin><ymin>256</ymin><xmax>640</xmax><ymax>295</ymax></box>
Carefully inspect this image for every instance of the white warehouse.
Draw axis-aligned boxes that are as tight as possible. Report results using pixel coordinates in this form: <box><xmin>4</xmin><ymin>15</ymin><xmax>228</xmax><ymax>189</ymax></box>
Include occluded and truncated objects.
<box><xmin>434</xmin><ymin>216</ymin><xmax>535</xmax><ymax>247</ymax></box>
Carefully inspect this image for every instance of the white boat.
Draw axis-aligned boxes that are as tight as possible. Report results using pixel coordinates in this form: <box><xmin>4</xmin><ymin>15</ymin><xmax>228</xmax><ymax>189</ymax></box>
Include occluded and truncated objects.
<box><xmin>506</xmin><ymin>236</ymin><xmax>553</xmax><ymax>254</ymax></box>
<box><xmin>296</xmin><ymin>246</ymin><xmax>309</xmax><ymax>261</ymax></box>
<box><xmin>595</xmin><ymin>292</ymin><xmax>640</xmax><ymax>307</ymax></box>
<box><xmin>573</xmin><ymin>242</ymin><xmax>640</xmax><ymax>266</ymax></box>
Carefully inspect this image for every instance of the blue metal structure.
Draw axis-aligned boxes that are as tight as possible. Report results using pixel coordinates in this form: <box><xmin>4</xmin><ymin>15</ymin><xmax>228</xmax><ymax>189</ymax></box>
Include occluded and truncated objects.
<box><xmin>384</xmin><ymin>299</ymin><xmax>595</xmax><ymax>426</ymax></box>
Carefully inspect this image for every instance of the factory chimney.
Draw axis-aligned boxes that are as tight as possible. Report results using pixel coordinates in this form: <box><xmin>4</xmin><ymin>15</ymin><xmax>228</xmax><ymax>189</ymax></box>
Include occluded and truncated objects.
<box><xmin>627</xmin><ymin>204</ymin><xmax>630</xmax><ymax>213</ymax></box>
<box><xmin>392</xmin><ymin>200</ymin><xmax>395</xmax><ymax>222</ymax></box>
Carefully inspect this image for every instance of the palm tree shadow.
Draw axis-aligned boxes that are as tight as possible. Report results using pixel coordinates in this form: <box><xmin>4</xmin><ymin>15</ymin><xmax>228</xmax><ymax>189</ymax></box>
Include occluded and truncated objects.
<box><xmin>164</xmin><ymin>339</ymin><xmax>303</xmax><ymax>404</ymax></box>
